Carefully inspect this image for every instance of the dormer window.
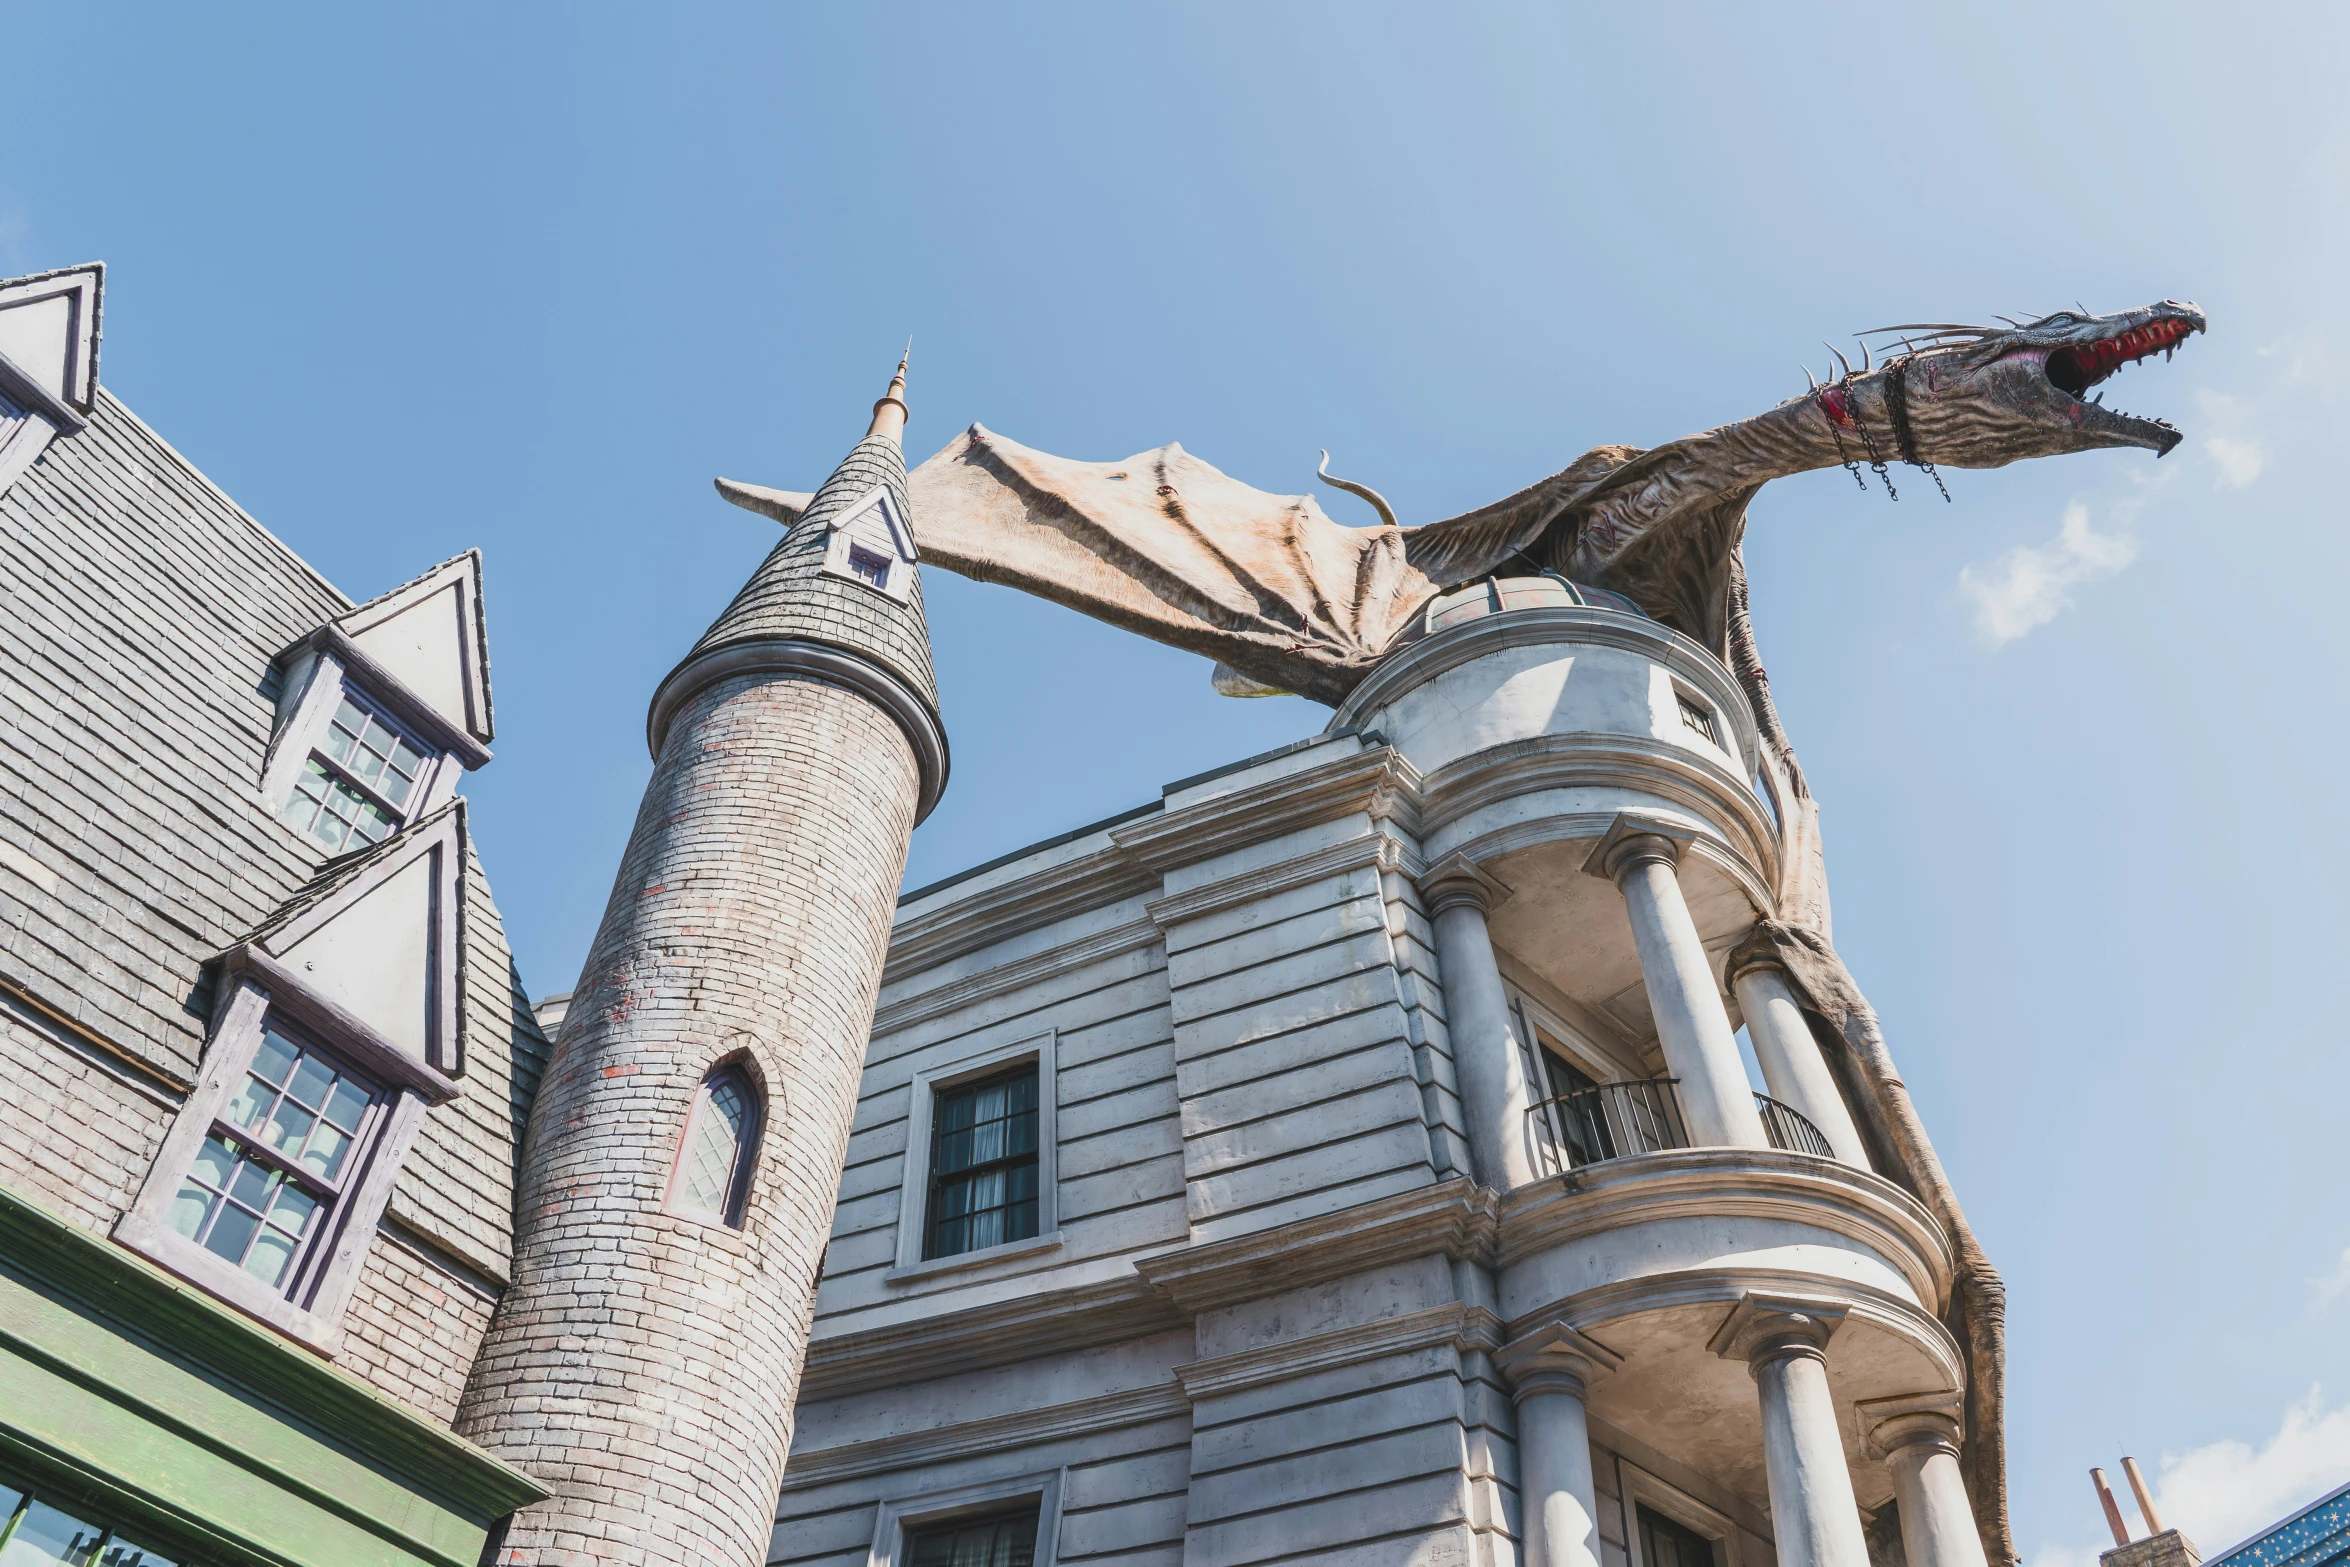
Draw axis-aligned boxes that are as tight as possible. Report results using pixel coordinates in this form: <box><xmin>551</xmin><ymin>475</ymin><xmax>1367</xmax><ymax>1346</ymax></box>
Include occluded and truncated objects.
<box><xmin>262</xmin><ymin>552</ymin><xmax>495</xmax><ymax>858</ymax></box>
<box><xmin>820</xmin><ymin>484</ymin><xmax>919</xmax><ymax>602</ymax></box>
<box><xmin>281</xmin><ymin>693</ymin><xmax>431</xmax><ymax>853</ymax></box>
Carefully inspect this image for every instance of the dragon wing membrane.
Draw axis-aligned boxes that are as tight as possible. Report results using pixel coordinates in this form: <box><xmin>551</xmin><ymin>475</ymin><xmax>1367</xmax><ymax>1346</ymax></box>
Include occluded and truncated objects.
<box><xmin>904</xmin><ymin>424</ymin><xmax>1677</xmax><ymax>703</ymax></box>
<box><xmin>906</xmin><ymin>425</ymin><xmax>1437</xmax><ymax>703</ymax></box>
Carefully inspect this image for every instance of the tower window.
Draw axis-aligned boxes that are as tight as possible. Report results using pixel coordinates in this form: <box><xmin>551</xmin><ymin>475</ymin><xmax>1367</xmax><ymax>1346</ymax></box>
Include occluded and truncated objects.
<box><xmin>925</xmin><ymin>1065</ymin><xmax>1039</xmax><ymax>1260</ymax></box>
<box><xmin>846</xmin><ymin>542</ymin><xmax>894</xmax><ymax>591</ymax></box>
<box><xmin>1676</xmin><ymin>693</ymin><xmax>1721</xmax><ymax>747</ymax></box>
<box><xmin>670</xmin><ymin>1064</ymin><xmax>762</xmax><ymax>1228</ymax></box>
<box><xmin>279</xmin><ymin>692</ymin><xmax>431</xmax><ymax>853</ymax></box>
<box><xmin>906</xmin><ymin>1504</ymin><xmax>1041</xmax><ymax>1567</ymax></box>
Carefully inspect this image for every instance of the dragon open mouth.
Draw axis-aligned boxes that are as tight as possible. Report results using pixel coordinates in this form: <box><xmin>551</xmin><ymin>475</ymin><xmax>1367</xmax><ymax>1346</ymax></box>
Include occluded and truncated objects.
<box><xmin>2044</xmin><ymin>315</ymin><xmax>2201</xmax><ymax>397</ymax></box>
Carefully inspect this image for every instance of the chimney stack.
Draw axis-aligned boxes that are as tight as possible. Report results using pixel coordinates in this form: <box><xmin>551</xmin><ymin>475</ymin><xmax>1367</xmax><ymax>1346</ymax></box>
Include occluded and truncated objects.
<box><xmin>2092</xmin><ymin>1459</ymin><xmax>2201</xmax><ymax>1567</ymax></box>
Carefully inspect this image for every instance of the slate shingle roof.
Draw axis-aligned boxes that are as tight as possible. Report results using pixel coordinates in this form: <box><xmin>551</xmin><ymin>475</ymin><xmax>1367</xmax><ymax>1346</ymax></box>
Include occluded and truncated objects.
<box><xmin>0</xmin><ymin>388</ymin><xmax>548</xmax><ymax>1272</ymax></box>
<box><xmin>685</xmin><ymin>433</ymin><xmax>941</xmax><ymax>716</ymax></box>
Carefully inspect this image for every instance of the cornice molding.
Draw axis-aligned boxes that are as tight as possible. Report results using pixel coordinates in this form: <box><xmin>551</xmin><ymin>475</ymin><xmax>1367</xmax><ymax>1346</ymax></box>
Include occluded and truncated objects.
<box><xmin>1142</xmin><ymin>826</ymin><xmax>1421</xmax><ymax>931</ymax></box>
<box><xmin>884</xmin><ymin>846</ymin><xmax>1161</xmax><ymax>985</ymax></box>
<box><xmin>780</xmin><ymin>1380</ymin><xmax>1190</xmax><ymax>1490</ymax></box>
<box><xmin>871</xmin><ymin>917</ymin><xmax>1162</xmax><ymax>1039</ymax></box>
<box><xmin>1111</xmin><ymin>748</ymin><xmax>1424</xmax><ymax>874</ymax></box>
<box><xmin>1495</xmin><ymin>1148</ymin><xmax>1952</xmax><ymax>1310</ymax></box>
<box><xmin>797</xmin><ymin>1275</ymin><xmax>1186</xmax><ymax>1403</ymax></box>
<box><xmin>1173</xmin><ymin>1301</ymin><xmax>1503</xmax><ymax>1403</ymax></box>
<box><xmin>645</xmin><ymin>636</ymin><xmax>949</xmax><ymax>823</ymax></box>
<box><xmin>1329</xmin><ymin>608</ymin><xmax>1759</xmax><ymax>767</ymax></box>
<box><xmin>1509</xmin><ymin>1268</ymin><xmax>1965</xmax><ymax>1393</ymax></box>
<box><xmin>1133</xmin><ymin>1178</ymin><xmax>1499</xmax><ymax>1313</ymax></box>
<box><xmin>1418</xmin><ymin>733</ymin><xmax>1777</xmax><ymax>897</ymax></box>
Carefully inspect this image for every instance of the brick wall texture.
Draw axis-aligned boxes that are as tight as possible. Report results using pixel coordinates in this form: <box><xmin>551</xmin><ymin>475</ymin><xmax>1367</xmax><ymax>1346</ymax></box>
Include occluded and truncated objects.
<box><xmin>457</xmin><ymin>666</ymin><xmax>920</xmax><ymax>1567</ymax></box>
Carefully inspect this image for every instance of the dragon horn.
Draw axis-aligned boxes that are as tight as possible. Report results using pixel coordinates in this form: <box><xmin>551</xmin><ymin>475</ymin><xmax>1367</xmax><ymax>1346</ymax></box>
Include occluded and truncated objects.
<box><xmin>1316</xmin><ymin>450</ymin><xmax>1402</xmax><ymax>530</ymax></box>
<box><xmin>1802</xmin><ymin>364</ymin><xmax>1818</xmax><ymax>392</ymax></box>
<box><xmin>1825</xmin><ymin>342</ymin><xmax>1854</xmax><ymax>380</ymax></box>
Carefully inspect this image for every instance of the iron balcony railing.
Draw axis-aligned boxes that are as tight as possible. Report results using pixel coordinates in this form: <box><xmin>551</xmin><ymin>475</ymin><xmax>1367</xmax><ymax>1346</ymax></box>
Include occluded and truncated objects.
<box><xmin>1751</xmin><ymin>1092</ymin><xmax>1834</xmax><ymax>1158</ymax></box>
<box><xmin>1526</xmin><ymin>1079</ymin><xmax>1835</xmax><ymax>1175</ymax></box>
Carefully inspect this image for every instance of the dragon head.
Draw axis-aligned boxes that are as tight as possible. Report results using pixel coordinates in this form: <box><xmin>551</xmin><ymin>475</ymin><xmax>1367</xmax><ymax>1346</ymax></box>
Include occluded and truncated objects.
<box><xmin>1830</xmin><ymin>299</ymin><xmax>2207</xmax><ymax>468</ymax></box>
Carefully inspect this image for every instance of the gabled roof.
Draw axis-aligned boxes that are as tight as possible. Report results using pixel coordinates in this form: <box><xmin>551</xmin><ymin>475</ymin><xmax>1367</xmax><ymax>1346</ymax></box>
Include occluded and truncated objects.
<box><xmin>235</xmin><ymin>800</ymin><xmax>469</xmax><ymax>1082</ymax></box>
<box><xmin>0</xmin><ymin>262</ymin><xmax>103</xmax><ymax>421</ymax></box>
<box><xmin>332</xmin><ymin>550</ymin><xmax>495</xmax><ymax>746</ymax></box>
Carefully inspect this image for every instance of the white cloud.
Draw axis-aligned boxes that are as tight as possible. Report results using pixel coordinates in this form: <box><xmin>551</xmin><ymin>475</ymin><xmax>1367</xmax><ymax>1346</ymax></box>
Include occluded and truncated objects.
<box><xmin>2311</xmin><ymin>1249</ymin><xmax>2350</xmax><ymax>1313</ymax></box>
<box><xmin>1958</xmin><ymin>502</ymin><xmax>2140</xmax><ymax>645</ymax></box>
<box><xmin>2205</xmin><ymin>436</ymin><xmax>2265</xmax><ymax>489</ymax></box>
<box><xmin>2026</xmin><ymin>1387</ymin><xmax>2350</xmax><ymax>1567</ymax></box>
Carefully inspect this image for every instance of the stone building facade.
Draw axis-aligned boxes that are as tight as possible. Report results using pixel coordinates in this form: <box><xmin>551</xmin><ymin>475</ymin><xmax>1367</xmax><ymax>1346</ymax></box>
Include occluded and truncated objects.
<box><xmin>769</xmin><ymin>587</ymin><xmax>1992</xmax><ymax>1567</ymax></box>
<box><xmin>0</xmin><ymin>255</ymin><xmax>1999</xmax><ymax>1567</ymax></box>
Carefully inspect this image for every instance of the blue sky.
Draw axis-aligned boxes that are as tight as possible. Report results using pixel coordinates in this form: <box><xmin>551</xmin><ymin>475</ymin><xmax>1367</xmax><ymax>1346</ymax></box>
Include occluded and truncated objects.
<box><xmin>9</xmin><ymin>4</ymin><xmax>2347</xmax><ymax>1554</ymax></box>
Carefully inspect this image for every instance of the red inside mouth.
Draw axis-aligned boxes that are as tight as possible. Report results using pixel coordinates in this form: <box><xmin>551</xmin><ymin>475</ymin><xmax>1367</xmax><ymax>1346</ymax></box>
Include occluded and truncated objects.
<box><xmin>2046</xmin><ymin>317</ymin><xmax>2197</xmax><ymax>396</ymax></box>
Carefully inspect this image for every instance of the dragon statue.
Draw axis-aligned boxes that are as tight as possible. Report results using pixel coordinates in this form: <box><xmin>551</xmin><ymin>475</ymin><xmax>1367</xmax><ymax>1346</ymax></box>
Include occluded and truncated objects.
<box><xmin>720</xmin><ymin>299</ymin><xmax>2206</xmax><ymax>1562</ymax></box>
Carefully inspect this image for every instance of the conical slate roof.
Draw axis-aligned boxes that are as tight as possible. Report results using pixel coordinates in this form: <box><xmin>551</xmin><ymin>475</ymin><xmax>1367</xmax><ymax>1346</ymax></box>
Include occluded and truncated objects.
<box><xmin>680</xmin><ymin>429</ymin><xmax>940</xmax><ymax>717</ymax></box>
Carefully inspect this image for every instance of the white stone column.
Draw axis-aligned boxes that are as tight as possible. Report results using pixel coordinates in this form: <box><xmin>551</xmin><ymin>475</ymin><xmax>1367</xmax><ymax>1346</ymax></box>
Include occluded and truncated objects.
<box><xmin>1496</xmin><ymin>1324</ymin><xmax>1622</xmax><ymax>1567</ymax></box>
<box><xmin>1713</xmin><ymin>1299</ymin><xmax>1871</xmax><ymax>1567</ymax></box>
<box><xmin>1864</xmin><ymin>1400</ymin><xmax>1990</xmax><ymax>1567</ymax></box>
<box><xmin>1423</xmin><ymin>855</ymin><xmax>1541</xmax><ymax>1190</ymax></box>
<box><xmin>1588</xmin><ymin>826</ymin><xmax>1767</xmax><ymax>1149</ymax></box>
<box><xmin>1731</xmin><ymin>957</ymin><xmax>1870</xmax><ymax>1168</ymax></box>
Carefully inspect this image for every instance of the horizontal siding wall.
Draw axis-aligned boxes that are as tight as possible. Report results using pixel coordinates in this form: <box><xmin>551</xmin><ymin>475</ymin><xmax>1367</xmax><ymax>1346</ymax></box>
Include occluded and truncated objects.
<box><xmin>1160</xmin><ymin>825</ymin><xmax>1438</xmax><ymax>1244</ymax></box>
<box><xmin>815</xmin><ymin>892</ymin><xmax>1183</xmax><ymax>1332</ymax></box>
<box><xmin>771</xmin><ymin>1409</ymin><xmax>1191</xmax><ymax>1567</ymax></box>
<box><xmin>1185</xmin><ymin>1338</ymin><xmax>1481</xmax><ymax>1567</ymax></box>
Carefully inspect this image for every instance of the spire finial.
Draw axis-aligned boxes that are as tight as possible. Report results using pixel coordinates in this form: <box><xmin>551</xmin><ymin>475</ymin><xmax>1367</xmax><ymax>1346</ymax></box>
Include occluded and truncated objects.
<box><xmin>867</xmin><ymin>338</ymin><xmax>911</xmax><ymax>442</ymax></box>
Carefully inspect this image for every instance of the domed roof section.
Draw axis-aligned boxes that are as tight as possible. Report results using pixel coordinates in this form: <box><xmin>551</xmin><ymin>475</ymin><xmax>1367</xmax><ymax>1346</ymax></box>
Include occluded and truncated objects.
<box><xmin>683</xmin><ymin>428</ymin><xmax>940</xmax><ymax>720</ymax></box>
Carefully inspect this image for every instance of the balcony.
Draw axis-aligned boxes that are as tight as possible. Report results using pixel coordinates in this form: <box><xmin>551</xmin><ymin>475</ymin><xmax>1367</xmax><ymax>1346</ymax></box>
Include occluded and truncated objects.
<box><xmin>1526</xmin><ymin>1078</ymin><xmax>1832</xmax><ymax>1176</ymax></box>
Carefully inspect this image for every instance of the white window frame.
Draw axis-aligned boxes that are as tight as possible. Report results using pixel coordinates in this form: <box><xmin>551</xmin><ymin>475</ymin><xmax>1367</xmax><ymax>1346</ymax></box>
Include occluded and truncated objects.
<box><xmin>887</xmin><ymin>1030</ymin><xmax>1060</xmax><ymax>1280</ymax></box>
<box><xmin>263</xmin><ymin>648</ymin><xmax>462</xmax><ymax>847</ymax></box>
<box><xmin>114</xmin><ymin>955</ymin><xmax>458</xmax><ymax>1354</ymax></box>
<box><xmin>1671</xmin><ymin>680</ymin><xmax>1725</xmax><ymax>753</ymax></box>
<box><xmin>1621</xmin><ymin>1463</ymin><xmax>1747</xmax><ymax>1567</ymax></box>
<box><xmin>866</xmin><ymin>1467</ymin><xmax>1066</xmax><ymax>1567</ymax></box>
<box><xmin>818</xmin><ymin>483</ymin><xmax>918</xmax><ymax>604</ymax></box>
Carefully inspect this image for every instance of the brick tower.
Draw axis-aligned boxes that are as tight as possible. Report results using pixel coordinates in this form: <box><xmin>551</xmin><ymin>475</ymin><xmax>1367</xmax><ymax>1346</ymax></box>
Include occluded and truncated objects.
<box><xmin>459</xmin><ymin>363</ymin><xmax>947</xmax><ymax>1567</ymax></box>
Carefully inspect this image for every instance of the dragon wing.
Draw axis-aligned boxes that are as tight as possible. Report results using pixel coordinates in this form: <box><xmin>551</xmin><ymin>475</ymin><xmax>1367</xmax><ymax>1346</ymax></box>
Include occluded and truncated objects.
<box><xmin>904</xmin><ymin>426</ymin><xmax>1425</xmax><ymax>705</ymax></box>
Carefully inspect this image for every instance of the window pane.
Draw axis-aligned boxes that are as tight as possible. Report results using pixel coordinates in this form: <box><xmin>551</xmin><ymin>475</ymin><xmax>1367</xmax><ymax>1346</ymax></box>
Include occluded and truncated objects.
<box><xmin>322</xmin><ymin>1079</ymin><xmax>370</xmax><ymax>1133</ymax></box>
<box><xmin>203</xmin><ymin>1203</ymin><xmax>262</xmax><ymax>1267</ymax></box>
<box><xmin>228</xmin><ymin>1157</ymin><xmax>278</xmax><ymax>1212</ymax></box>
<box><xmin>252</xmin><ymin>1028</ymin><xmax>299</xmax><ymax>1086</ymax></box>
<box><xmin>906</xmin><ymin>1508</ymin><xmax>1038</xmax><ymax>1567</ymax></box>
<box><xmin>243</xmin><ymin>1226</ymin><xmax>298</xmax><ymax>1287</ymax></box>
<box><xmin>263</xmin><ymin>1100</ymin><xmax>315</xmax><ymax>1155</ymax></box>
<box><xmin>302</xmin><ymin>1122</ymin><xmax>351</xmax><ymax>1181</ymax></box>
<box><xmin>0</xmin><ymin>1499</ymin><xmax>107</xmax><ymax>1566</ymax></box>
<box><xmin>677</xmin><ymin>1075</ymin><xmax>751</xmax><ymax>1219</ymax></box>
<box><xmin>189</xmin><ymin>1135</ymin><xmax>238</xmax><ymax>1191</ymax></box>
<box><xmin>165</xmin><ymin>1181</ymin><xmax>215</xmax><ymax>1241</ymax></box>
<box><xmin>286</xmin><ymin>1056</ymin><xmax>334</xmax><ymax>1109</ymax></box>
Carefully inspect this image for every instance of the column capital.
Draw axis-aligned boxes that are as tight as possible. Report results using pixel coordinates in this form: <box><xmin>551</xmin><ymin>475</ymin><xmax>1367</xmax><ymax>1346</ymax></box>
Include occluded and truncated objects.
<box><xmin>1495</xmin><ymin>1321</ymin><xmax>1624</xmax><ymax>1403</ymax></box>
<box><xmin>1728</xmin><ymin>948</ymin><xmax>1791</xmax><ymax>986</ymax></box>
<box><xmin>1858</xmin><ymin>1390</ymin><xmax>1966</xmax><ymax>1461</ymax></box>
<box><xmin>1581</xmin><ymin>813</ymin><xmax>1698</xmax><ymax>885</ymax></box>
<box><xmin>1707</xmin><ymin>1292</ymin><xmax>1848</xmax><ymax>1372</ymax></box>
<box><xmin>1421</xmin><ymin>852</ymin><xmax>1513</xmax><ymax>918</ymax></box>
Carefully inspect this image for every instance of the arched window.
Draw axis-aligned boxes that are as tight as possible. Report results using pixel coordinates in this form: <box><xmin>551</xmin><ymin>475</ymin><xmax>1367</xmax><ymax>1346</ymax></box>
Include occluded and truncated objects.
<box><xmin>671</xmin><ymin>1065</ymin><xmax>761</xmax><ymax>1227</ymax></box>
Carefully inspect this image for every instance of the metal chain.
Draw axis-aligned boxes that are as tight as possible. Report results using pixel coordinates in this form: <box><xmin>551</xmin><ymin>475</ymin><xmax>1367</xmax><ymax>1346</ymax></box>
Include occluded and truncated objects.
<box><xmin>1845</xmin><ymin>369</ymin><xmax>1898</xmax><ymax>501</ymax></box>
<box><xmin>1817</xmin><ymin>389</ymin><xmax>1869</xmax><ymax>492</ymax></box>
<box><xmin>1885</xmin><ymin>357</ymin><xmax>1952</xmax><ymax>503</ymax></box>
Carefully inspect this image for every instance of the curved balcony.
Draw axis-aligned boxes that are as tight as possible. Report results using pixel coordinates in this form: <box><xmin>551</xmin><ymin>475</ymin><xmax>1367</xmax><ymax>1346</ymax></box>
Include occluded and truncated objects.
<box><xmin>1525</xmin><ymin>1079</ymin><xmax>1834</xmax><ymax>1176</ymax></box>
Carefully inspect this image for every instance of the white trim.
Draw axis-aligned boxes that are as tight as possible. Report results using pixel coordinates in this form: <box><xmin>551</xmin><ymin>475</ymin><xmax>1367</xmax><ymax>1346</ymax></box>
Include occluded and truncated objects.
<box><xmin>819</xmin><ymin>483</ymin><xmax>918</xmax><ymax>603</ymax></box>
<box><xmin>1620</xmin><ymin>1460</ymin><xmax>1749</xmax><ymax>1567</ymax></box>
<box><xmin>113</xmin><ymin>977</ymin><xmax>431</xmax><ymax>1356</ymax></box>
<box><xmin>0</xmin><ymin>407</ymin><xmax>58</xmax><ymax>497</ymax></box>
<box><xmin>891</xmin><ymin>1030</ymin><xmax>1059</xmax><ymax>1274</ymax></box>
<box><xmin>866</xmin><ymin>1467</ymin><xmax>1066</xmax><ymax>1567</ymax></box>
